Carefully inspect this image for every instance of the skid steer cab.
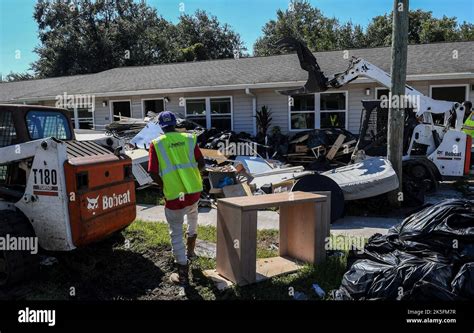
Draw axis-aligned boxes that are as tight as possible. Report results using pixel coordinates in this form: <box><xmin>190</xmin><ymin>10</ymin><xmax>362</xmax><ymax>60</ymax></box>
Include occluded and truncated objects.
<box><xmin>0</xmin><ymin>104</ymin><xmax>136</xmax><ymax>286</ymax></box>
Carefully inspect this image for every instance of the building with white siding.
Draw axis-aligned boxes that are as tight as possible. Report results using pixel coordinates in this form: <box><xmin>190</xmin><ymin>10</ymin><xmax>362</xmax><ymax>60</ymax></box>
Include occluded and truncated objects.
<box><xmin>1</xmin><ymin>41</ymin><xmax>473</xmax><ymax>135</ymax></box>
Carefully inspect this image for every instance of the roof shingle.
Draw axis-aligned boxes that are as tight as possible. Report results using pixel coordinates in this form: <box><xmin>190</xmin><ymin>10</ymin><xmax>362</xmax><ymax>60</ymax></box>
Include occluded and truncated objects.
<box><xmin>1</xmin><ymin>41</ymin><xmax>473</xmax><ymax>102</ymax></box>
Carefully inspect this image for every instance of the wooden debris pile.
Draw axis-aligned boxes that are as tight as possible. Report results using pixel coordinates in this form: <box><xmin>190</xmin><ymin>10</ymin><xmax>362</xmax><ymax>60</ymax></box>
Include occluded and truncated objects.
<box><xmin>284</xmin><ymin>128</ymin><xmax>358</xmax><ymax>168</ymax></box>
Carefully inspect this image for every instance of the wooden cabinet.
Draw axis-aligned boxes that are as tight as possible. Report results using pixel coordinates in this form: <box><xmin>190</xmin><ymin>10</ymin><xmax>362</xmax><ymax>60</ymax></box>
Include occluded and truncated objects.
<box><xmin>214</xmin><ymin>191</ymin><xmax>330</xmax><ymax>286</ymax></box>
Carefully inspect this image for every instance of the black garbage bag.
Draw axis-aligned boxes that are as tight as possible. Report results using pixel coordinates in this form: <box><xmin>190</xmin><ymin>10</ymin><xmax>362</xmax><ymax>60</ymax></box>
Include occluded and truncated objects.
<box><xmin>451</xmin><ymin>262</ymin><xmax>474</xmax><ymax>298</ymax></box>
<box><xmin>331</xmin><ymin>199</ymin><xmax>474</xmax><ymax>300</ymax></box>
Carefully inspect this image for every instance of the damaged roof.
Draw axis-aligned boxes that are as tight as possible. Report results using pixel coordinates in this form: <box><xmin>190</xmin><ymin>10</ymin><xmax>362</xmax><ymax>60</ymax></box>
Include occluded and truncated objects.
<box><xmin>1</xmin><ymin>41</ymin><xmax>473</xmax><ymax>102</ymax></box>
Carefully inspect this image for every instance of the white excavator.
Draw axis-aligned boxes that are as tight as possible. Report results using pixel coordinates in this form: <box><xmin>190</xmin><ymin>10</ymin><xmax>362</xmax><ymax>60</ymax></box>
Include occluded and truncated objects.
<box><xmin>278</xmin><ymin>37</ymin><xmax>472</xmax><ymax>184</ymax></box>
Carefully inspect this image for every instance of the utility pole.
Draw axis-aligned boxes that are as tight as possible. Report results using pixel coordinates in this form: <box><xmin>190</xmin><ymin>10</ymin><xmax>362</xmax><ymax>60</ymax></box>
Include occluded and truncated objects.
<box><xmin>387</xmin><ymin>0</ymin><xmax>409</xmax><ymax>206</ymax></box>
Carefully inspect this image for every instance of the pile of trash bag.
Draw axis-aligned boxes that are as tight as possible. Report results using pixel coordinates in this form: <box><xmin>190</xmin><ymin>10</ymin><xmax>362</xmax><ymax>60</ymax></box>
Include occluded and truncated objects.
<box><xmin>331</xmin><ymin>199</ymin><xmax>474</xmax><ymax>300</ymax></box>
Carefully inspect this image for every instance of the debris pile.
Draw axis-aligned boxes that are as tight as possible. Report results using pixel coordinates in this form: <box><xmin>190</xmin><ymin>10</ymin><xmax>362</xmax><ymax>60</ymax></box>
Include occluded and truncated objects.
<box><xmin>105</xmin><ymin>116</ymin><xmax>148</xmax><ymax>141</ymax></box>
<box><xmin>284</xmin><ymin>128</ymin><xmax>358</xmax><ymax>170</ymax></box>
<box><xmin>331</xmin><ymin>199</ymin><xmax>474</xmax><ymax>300</ymax></box>
<box><xmin>118</xmin><ymin>111</ymin><xmax>403</xmax><ymax>213</ymax></box>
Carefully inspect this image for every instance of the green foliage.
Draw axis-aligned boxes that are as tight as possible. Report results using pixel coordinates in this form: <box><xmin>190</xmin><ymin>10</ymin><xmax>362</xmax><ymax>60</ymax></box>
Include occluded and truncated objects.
<box><xmin>31</xmin><ymin>1</ymin><xmax>245</xmax><ymax>77</ymax></box>
<box><xmin>175</xmin><ymin>10</ymin><xmax>245</xmax><ymax>61</ymax></box>
<box><xmin>253</xmin><ymin>1</ymin><xmax>474</xmax><ymax>55</ymax></box>
<box><xmin>1</xmin><ymin>72</ymin><xmax>35</xmax><ymax>82</ymax></box>
<box><xmin>255</xmin><ymin>105</ymin><xmax>272</xmax><ymax>135</ymax></box>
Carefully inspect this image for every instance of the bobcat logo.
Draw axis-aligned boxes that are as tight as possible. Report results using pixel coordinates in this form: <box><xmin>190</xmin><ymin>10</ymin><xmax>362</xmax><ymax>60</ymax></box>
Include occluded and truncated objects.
<box><xmin>86</xmin><ymin>196</ymin><xmax>100</xmax><ymax>211</ymax></box>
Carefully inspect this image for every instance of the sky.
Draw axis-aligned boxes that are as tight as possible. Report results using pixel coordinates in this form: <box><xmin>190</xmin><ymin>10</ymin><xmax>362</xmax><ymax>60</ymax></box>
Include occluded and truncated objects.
<box><xmin>0</xmin><ymin>0</ymin><xmax>473</xmax><ymax>76</ymax></box>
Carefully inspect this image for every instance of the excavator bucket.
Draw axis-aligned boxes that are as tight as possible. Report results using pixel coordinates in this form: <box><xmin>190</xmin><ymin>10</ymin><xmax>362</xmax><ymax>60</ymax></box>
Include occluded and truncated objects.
<box><xmin>276</xmin><ymin>37</ymin><xmax>329</xmax><ymax>95</ymax></box>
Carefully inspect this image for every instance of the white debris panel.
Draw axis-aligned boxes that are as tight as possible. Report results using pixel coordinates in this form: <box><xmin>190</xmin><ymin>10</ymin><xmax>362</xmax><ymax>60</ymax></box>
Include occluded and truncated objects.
<box><xmin>322</xmin><ymin>157</ymin><xmax>399</xmax><ymax>200</ymax></box>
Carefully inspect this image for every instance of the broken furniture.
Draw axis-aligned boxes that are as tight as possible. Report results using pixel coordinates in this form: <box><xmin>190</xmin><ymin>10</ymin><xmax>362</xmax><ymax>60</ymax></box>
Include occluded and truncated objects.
<box><xmin>211</xmin><ymin>191</ymin><xmax>330</xmax><ymax>286</ymax></box>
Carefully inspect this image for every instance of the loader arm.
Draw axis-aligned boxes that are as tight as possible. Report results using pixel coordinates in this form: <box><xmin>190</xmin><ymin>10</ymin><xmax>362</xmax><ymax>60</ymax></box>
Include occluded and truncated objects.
<box><xmin>328</xmin><ymin>57</ymin><xmax>456</xmax><ymax>117</ymax></box>
<box><xmin>0</xmin><ymin>138</ymin><xmax>55</xmax><ymax>164</ymax></box>
<box><xmin>278</xmin><ymin>38</ymin><xmax>465</xmax><ymax>130</ymax></box>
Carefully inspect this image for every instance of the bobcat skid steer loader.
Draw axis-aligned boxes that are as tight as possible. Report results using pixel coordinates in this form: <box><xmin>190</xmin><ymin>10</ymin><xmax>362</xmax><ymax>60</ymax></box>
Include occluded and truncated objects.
<box><xmin>0</xmin><ymin>104</ymin><xmax>136</xmax><ymax>286</ymax></box>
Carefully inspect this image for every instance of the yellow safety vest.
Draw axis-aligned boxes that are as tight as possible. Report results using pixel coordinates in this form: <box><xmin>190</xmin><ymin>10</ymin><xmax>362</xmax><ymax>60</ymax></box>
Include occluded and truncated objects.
<box><xmin>462</xmin><ymin>112</ymin><xmax>474</xmax><ymax>137</ymax></box>
<box><xmin>152</xmin><ymin>132</ymin><xmax>203</xmax><ymax>200</ymax></box>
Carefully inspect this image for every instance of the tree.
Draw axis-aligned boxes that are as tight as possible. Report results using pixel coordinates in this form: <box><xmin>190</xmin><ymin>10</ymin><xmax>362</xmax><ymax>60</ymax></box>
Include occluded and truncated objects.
<box><xmin>254</xmin><ymin>2</ymin><xmax>473</xmax><ymax>55</ymax></box>
<box><xmin>459</xmin><ymin>22</ymin><xmax>474</xmax><ymax>41</ymax></box>
<box><xmin>175</xmin><ymin>10</ymin><xmax>245</xmax><ymax>61</ymax></box>
<box><xmin>419</xmin><ymin>16</ymin><xmax>460</xmax><ymax>43</ymax></box>
<box><xmin>337</xmin><ymin>22</ymin><xmax>367</xmax><ymax>49</ymax></box>
<box><xmin>31</xmin><ymin>0</ymin><xmax>245</xmax><ymax>77</ymax></box>
<box><xmin>365</xmin><ymin>9</ymin><xmax>474</xmax><ymax>46</ymax></box>
<box><xmin>365</xmin><ymin>14</ymin><xmax>393</xmax><ymax>47</ymax></box>
<box><xmin>253</xmin><ymin>0</ymin><xmax>340</xmax><ymax>56</ymax></box>
<box><xmin>1</xmin><ymin>72</ymin><xmax>35</xmax><ymax>82</ymax></box>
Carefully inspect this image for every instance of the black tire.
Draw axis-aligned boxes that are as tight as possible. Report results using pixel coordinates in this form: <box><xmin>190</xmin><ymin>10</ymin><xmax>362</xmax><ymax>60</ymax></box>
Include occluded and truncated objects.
<box><xmin>0</xmin><ymin>210</ymin><xmax>39</xmax><ymax>287</ymax></box>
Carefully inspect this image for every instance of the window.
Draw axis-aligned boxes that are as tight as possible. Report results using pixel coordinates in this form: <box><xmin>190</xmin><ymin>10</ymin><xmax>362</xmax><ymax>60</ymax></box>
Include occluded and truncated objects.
<box><xmin>26</xmin><ymin>110</ymin><xmax>71</xmax><ymax>140</ymax></box>
<box><xmin>431</xmin><ymin>85</ymin><xmax>467</xmax><ymax>103</ymax></box>
<box><xmin>111</xmin><ymin>101</ymin><xmax>131</xmax><ymax>119</ymax></box>
<box><xmin>290</xmin><ymin>94</ymin><xmax>315</xmax><ymax>130</ymax></box>
<box><xmin>210</xmin><ymin>98</ymin><xmax>231</xmax><ymax>130</ymax></box>
<box><xmin>320</xmin><ymin>92</ymin><xmax>347</xmax><ymax>128</ymax></box>
<box><xmin>431</xmin><ymin>85</ymin><xmax>468</xmax><ymax>125</ymax></box>
<box><xmin>376</xmin><ymin>88</ymin><xmax>390</xmax><ymax>100</ymax></box>
<box><xmin>143</xmin><ymin>99</ymin><xmax>165</xmax><ymax>116</ymax></box>
<box><xmin>68</xmin><ymin>107</ymin><xmax>93</xmax><ymax>129</ymax></box>
<box><xmin>185</xmin><ymin>99</ymin><xmax>207</xmax><ymax>127</ymax></box>
<box><xmin>185</xmin><ymin>97</ymin><xmax>232</xmax><ymax>130</ymax></box>
<box><xmin>76</xmin><ymin>108</ymin><xmax>94</xmax><ymax>129</ymax></box>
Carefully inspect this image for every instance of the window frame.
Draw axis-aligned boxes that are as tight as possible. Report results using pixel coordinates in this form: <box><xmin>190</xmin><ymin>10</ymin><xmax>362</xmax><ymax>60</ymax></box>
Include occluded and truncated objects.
<box><xmin>184</xmin><ymin>96</ymin><xmax>233</xmax><ymax>130</ymax></box>
<box><xmin>67</xmin><ymin>106</ymin><xmax>94</xmax><ymax>130</ymax></box>
<box><xmin>141</xmin><ymin>97</ymin><xmax>166</xmax><ymax>118</ymax></box>
<box><xmin>288</xmin><ymin>91</ymin><xmax>349</xmax><ymax>131</ymax></box>
<box><xmin>319</xmin><ymin>90</ymin><xmax>349</xmax><ymax>129</ymax></box>
<box><xmin>25</xmin><ymin>110</ymin><xmax>73</xmax><ymax>141</ymax></box>
<box><xmin>288</xmin><ymin>94</ymin><xmax>316</xmax><ymax>131</ymax></box>
<box><xmin>109</xmin><ymin>99</ymin><xmax>132</xmax><ymax>121</ymax></box>
<box><xmin>429</xmin><ymin>84</ymin><xmax>469</xmax><ymax>102</ymax></box>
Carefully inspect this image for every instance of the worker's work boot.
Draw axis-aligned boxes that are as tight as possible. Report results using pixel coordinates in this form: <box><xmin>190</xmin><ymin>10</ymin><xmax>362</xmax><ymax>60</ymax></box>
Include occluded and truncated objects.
<box><xmin>170</xmin><ymin>263</ymin><xmax>189</xmax><ymax>285</ymax></box>
<box><xmin>186</xmin><ymin>233</ymin><xmax>198</xmax><ymax>260</ymax></box>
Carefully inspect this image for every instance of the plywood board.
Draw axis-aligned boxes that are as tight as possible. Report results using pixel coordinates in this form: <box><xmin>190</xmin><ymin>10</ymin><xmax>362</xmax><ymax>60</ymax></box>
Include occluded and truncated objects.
<box><xmin>201</xmin><ymin>148</ymin><xmax>228</xmax><ymax>164</ymax></box>
<box><xmin>280</xmin><ymin>202</ymin><xmax>319</xmax><ymax>263</ymax></box>
<box><xmin>216</xmin><ymin>204</ymin><xmax>257</xmax><ymax>285</ymax></box>
<box><xmin>326</xmin><ymin>134</ymin><xmax>346</xmax><ymax>160</ymax></box>
<box><xmin>218</xmin><ymin>191</ymin><xmax>326</xmax><ymax>210</ymax></box>
<box><xmin>204</xmin><ymin>256</ymin><xmax>305</xmax><ymax>288</ymax></box>
<box><xmin>255</xmin><ymin>256</ymin><xmax>304</xmax><ymax>282</ymax></box>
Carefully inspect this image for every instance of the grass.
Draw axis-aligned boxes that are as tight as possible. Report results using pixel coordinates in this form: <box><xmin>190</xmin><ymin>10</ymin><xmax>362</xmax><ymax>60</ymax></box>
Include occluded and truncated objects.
<box><xmin>125</xmin><ymin>220</ymin><xmax>280</xmax><ymax>258</ymax></box>
<box><xmin>16</xmin><ymin>220</ymin><xmax>348</xmax><ymax>301</ymax></box>
<box><xmin>121</xmin><ymin>220</ymin><xmax>348</xmax><ymax>300</ymax></box>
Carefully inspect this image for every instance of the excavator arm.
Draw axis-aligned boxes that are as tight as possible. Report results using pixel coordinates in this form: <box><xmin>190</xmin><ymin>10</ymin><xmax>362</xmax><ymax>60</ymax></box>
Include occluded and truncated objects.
<box><xmin>277</xmin><ymin>37</ymin><xmax>462</xmax><ymax>124</ymax></box>
<box><xmin>327</xmin><ymin>57</ymin><xmax>456</xmax><ymax>117</ymax></box>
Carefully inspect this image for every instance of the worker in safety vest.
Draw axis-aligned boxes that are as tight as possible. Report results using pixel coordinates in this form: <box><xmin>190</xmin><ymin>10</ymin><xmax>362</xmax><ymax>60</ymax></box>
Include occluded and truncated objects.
<box><xmin>148</xmin><ymin>111</ymin><xmax>205</xmax><ymax>285</ymax></box>
<box><xmin>462</xmin><ymin>109</ymin><xmax>474</xmax><ymax>138</ymax></box>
